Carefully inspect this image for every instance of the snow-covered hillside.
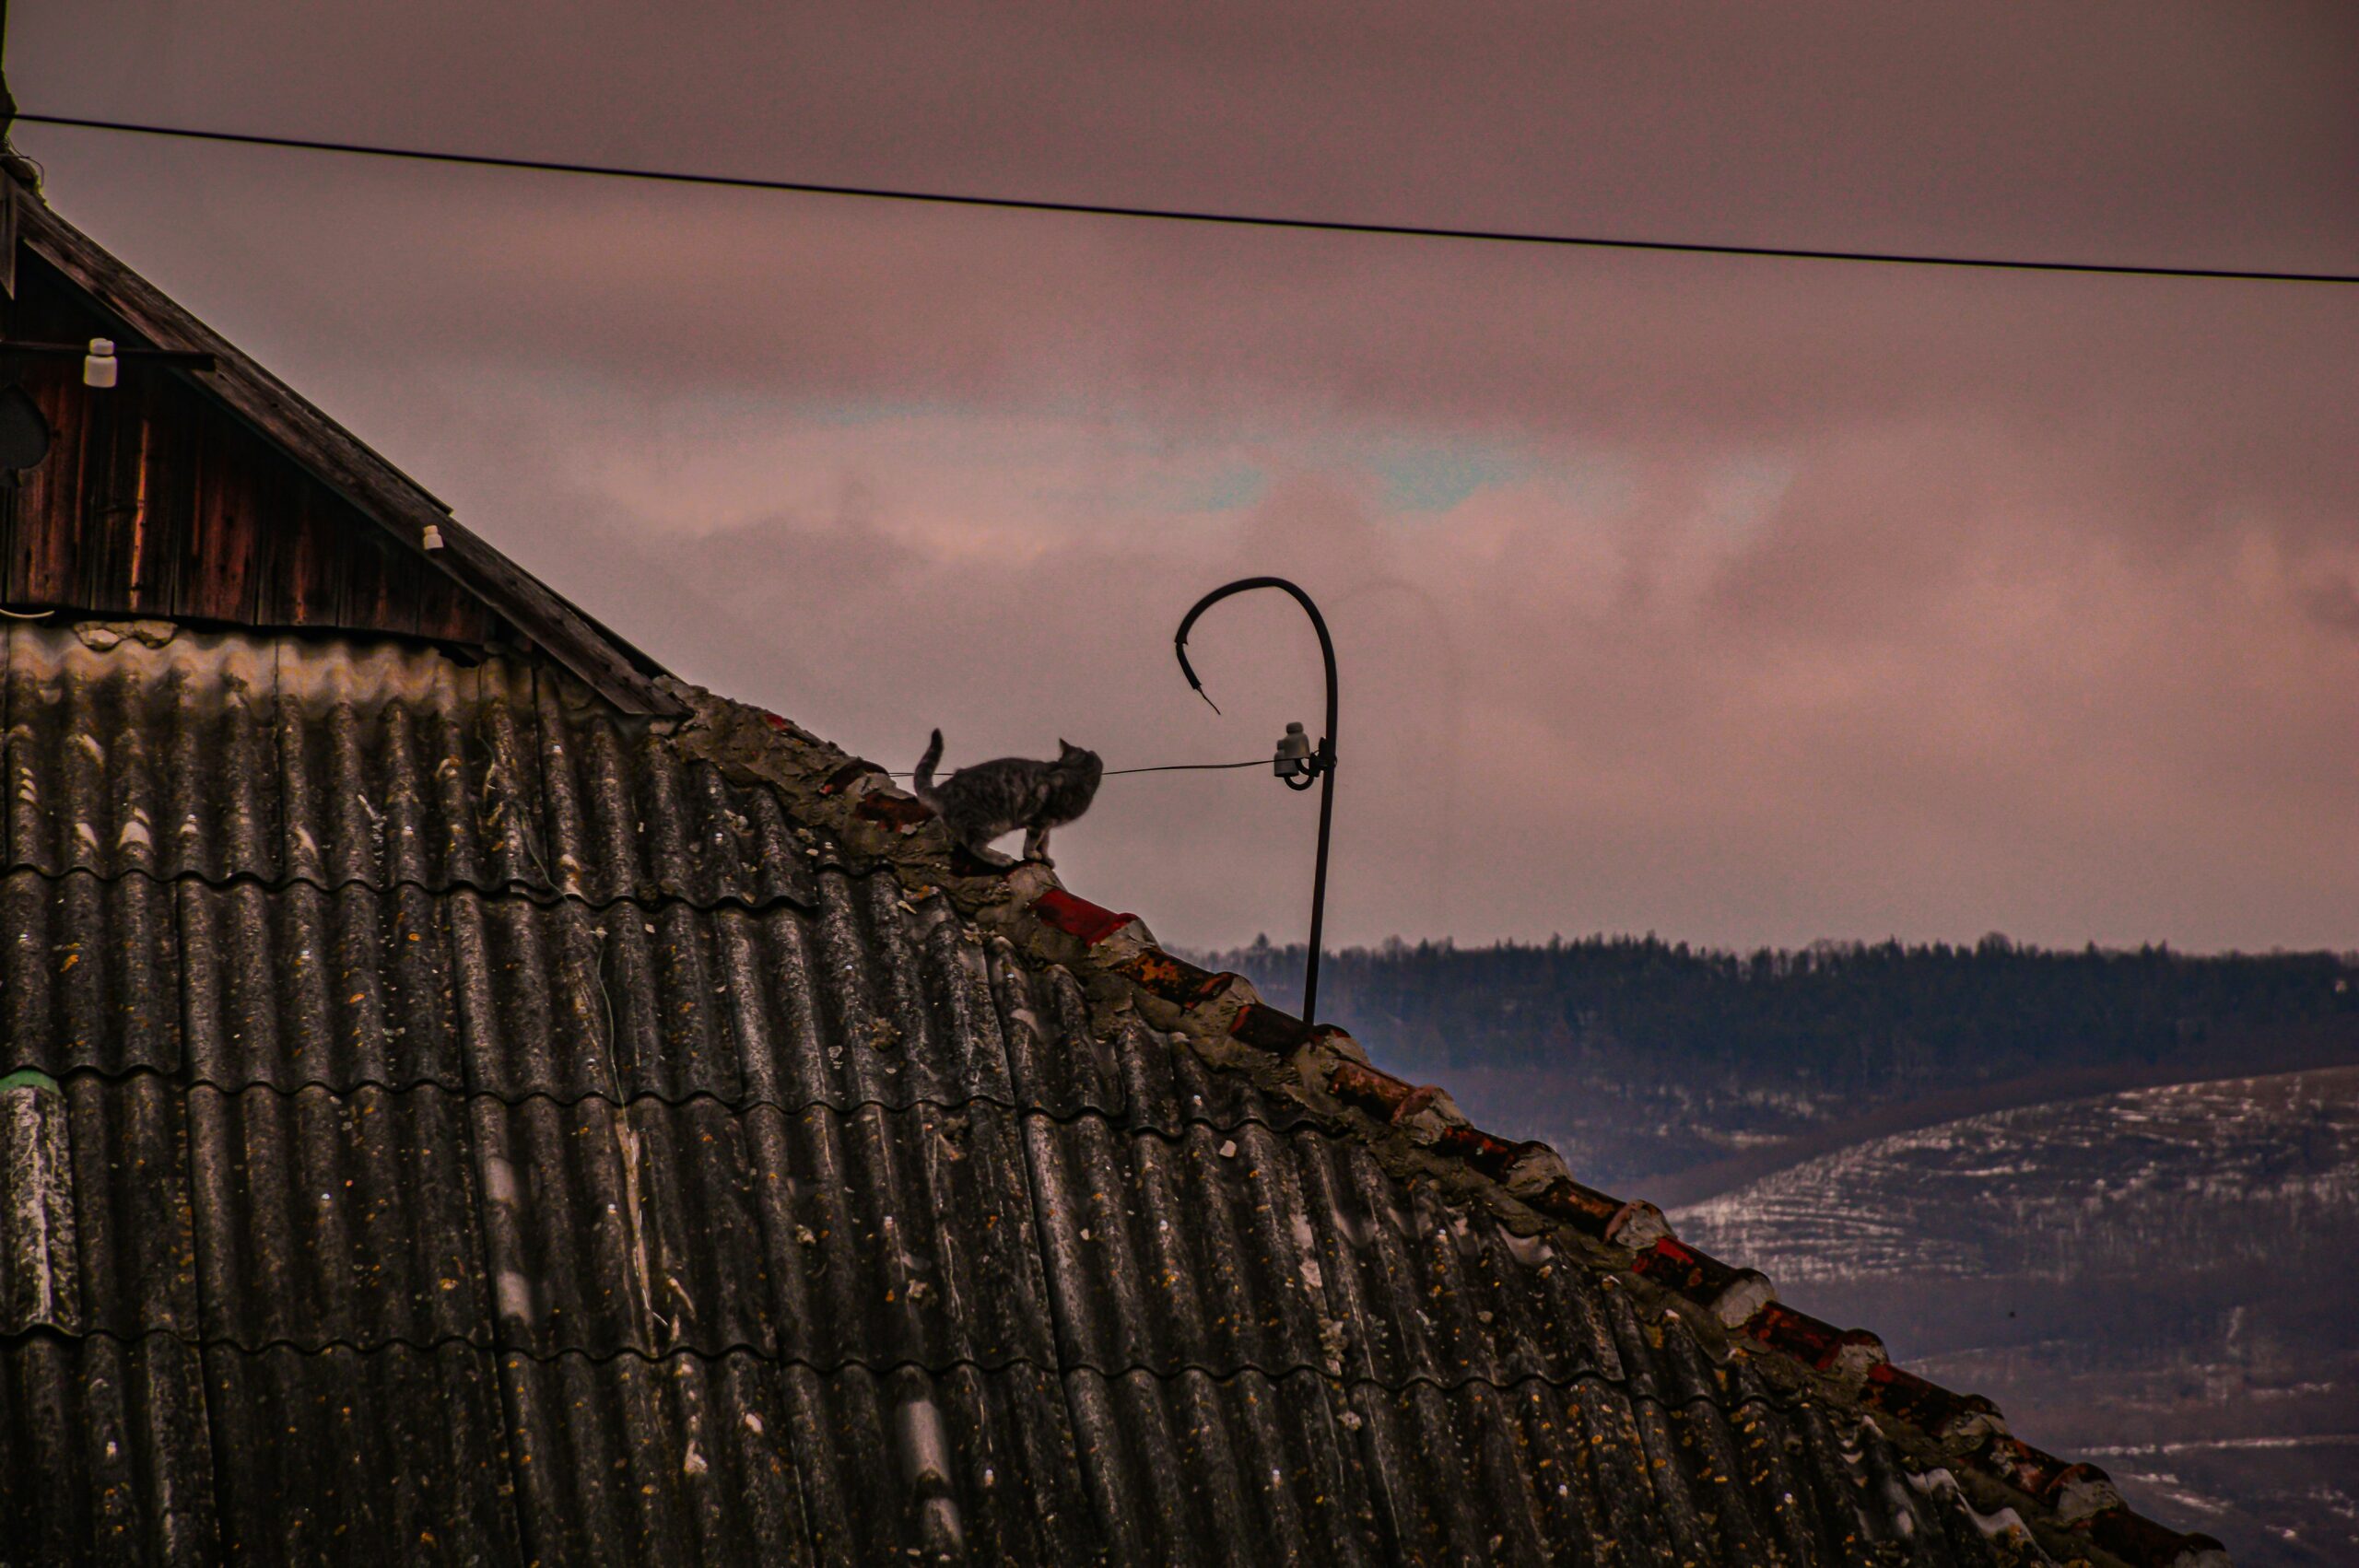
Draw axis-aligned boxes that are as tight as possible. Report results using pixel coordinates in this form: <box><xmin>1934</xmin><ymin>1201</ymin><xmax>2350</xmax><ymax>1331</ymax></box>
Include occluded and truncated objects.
<box><xmin>1673</xmin><ymin>1066</ymin><xmax>2359</xmax><ymax>1280</ymax></box>
<box><xmin>1674</xmin><ymin>1067</ymin><xmax>2359</xmax><ymax>1568</ymax></box>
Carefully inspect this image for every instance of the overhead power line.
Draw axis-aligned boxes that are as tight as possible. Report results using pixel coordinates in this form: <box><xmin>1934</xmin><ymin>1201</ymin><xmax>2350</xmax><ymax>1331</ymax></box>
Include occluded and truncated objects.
<box><xmin>18</xmin><ymin>111</ymin><xmax>2356</xmax><ymax>286</ymax></box>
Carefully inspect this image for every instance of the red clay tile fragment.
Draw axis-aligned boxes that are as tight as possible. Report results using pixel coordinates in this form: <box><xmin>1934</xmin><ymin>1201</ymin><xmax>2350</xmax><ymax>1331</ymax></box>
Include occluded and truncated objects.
<box><xmin>1605</xmin><ymin>1200</ymin><xmax>1672</xmax><ymax>1251</ymax></box>
<box><xmin>1303</xmin><ymin>1025</ymin><xmax>1373</xmax><ymax>1068</ymax></box>
<box><xmin>1629</xmin><ymin>1237</ymin><xmax>1775</xmax><ymax>1326</ymax></box>
<box><xmin>1861</xmin><ymin>1363</ymin><xmax>2006</xmax><ymax>1442</ymax></box>
<box><xmin>1743</xmin><ymin>1302</ymin><xmax>1888</xmax><ymax>1376</ymax></box>
<box><xmin>1826</xmin><ymin>1327</ymin><xmax>1890</xmax><ymax>1375</ymax></box>
<box><xmin>1972</xmin><ymin>1433</ymin><xmax>2072</xmax><ymax>1499</ymax></box>
<box><xmin>2087</xmin><ymin>1504</ymin><xmax>2229</xmax><ymax>1567</ymax></box>
<box><xmin>1111</xmin><ymin>948</ymin><xmax>1233</xmax><ymax>1008</ymax></box>
<box><xmin>851</xmin><ymin>793</ymin><xmax>933</xmax><ymax>831</ymax></box>
<box><xmin>819</xmin><ymin>760</ymin><xmax>883</xmax><ymax>796</ymax></box>
<box><xmin>1971</xmin><ymin>1437</ymin><xmax>2126</xmax><ymax>1527</ymax></box>
<box><xmin>1227</xmin><ymin>1001</ymin><xmax>1312</xmax><ymax>1054</ymax></box>
<box><xmin>1522</xmin><ymin>1179</ymin><xmax>1669</xmax><ymax>1250</ymax></box>
<box><xmin>1528</xmin><ymin>1176</ymin><xmax>1625</xmax><ymax>1234</ymax></box>
<box><xmin>1745</xmin><ymin>1302</ymin><xmax>1840</xmax><ymax>1362</ymax></box>
<box><xmin>1028</xmin><ymin>888</ymin><xmax>1138</xmax><ymax>945</ymax></box>
<box><xmin>1631</xmin><ymin>1237</ymin><xmax>1720</xmax><ymax>1293</ymax></box>
<box><xmin>1327</xmin><ymin>1059</ymin><xmax>1414</xmax><ymax>1118</ymax></box>
<box><xmin>1430</xmin><ymin>1124</ymin><xmax>1521</xmax><ymax>1179</ymax></box>
<box><xmin>1389</xmin><ymin>1085</ymin><xmax>1439</xmax><ymax>1124</ymax></box>
<box><xmin>2045</xmin><ymin>1462</ymin><xmax>2124</xmax><ymax>1526</ymax></box>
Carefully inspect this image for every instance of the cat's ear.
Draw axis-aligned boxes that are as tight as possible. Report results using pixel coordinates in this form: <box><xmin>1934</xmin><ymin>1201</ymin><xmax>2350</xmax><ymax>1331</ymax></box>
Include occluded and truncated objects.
<box><xmin>1058</xmin><ymin>739</ymin><xmax>1074</xmax><ymax>754</ymax></box>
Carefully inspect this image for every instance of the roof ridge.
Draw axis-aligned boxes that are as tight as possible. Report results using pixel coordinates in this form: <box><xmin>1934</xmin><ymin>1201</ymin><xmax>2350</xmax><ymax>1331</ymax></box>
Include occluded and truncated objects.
<box><xmin>664</xmin><ymin>680</ymin><xmax>2230</xmax><ymax>1568</ymax></box>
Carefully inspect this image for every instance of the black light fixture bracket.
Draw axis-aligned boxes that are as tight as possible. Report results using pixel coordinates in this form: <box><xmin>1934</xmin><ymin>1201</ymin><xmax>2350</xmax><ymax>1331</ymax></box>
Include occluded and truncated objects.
<box><xmin>1174</xmin><ymin>576</ymin><xmax>1340</xmax><ymax>1026</ymax></box>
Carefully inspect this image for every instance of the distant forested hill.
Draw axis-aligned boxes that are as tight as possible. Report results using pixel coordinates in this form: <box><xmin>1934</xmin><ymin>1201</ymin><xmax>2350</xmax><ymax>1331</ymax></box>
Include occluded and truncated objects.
<box><xmin>1192</xmin><ymin>935</ymin><xmax>2359</xmax><ymax>1186</ymax></box>
<box><xmin>1203</xmin><ymin>933</ymin><xmax>2359</xmax><ymax>1087</ymax></box>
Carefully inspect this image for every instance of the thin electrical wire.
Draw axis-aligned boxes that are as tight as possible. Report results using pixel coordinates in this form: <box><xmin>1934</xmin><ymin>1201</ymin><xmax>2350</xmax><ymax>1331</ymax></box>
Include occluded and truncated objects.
<box><xmin>18</xmin><ymin>111</ymin><xmax>2356</xmax><ymax>286</ymax></box>
<box><xmin>886</xmin><ymin>758</ymin><xmax>1270</xmax><ymax>778</ymax></box>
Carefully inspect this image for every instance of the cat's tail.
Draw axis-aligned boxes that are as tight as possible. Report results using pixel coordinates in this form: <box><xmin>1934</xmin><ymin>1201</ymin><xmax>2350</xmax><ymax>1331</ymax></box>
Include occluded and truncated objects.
<box><xmin>910</xmin><ymin>729</ymin><xmax>945</xmax><ymax>807</ymax></box>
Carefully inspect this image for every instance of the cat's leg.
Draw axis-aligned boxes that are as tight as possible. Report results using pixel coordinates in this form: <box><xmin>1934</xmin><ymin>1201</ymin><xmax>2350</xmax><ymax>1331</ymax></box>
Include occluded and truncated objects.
<box><xmin>1023</xmin><ymin>825</ymin><xmax>1053</xmax><ymax>866</ymax></box>
<box><xmin>975</xmin><ymin>833</ymin><xmax>1022</xmax><ymax>867</ymax></box>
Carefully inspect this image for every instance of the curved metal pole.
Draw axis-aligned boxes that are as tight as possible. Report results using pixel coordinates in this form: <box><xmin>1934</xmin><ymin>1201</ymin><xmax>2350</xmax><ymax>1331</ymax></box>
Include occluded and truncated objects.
<box><xmin>1174</xmin><ymin>577</ymin><xmax>1338</xmax><ymax>1027</ymax></box>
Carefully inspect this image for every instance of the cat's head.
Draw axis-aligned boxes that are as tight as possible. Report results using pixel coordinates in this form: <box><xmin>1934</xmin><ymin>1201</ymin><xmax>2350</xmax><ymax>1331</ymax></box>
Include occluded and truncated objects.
<box><xmin>1055</xmin><ymin>739</ymin><xmax>1104</xmax><ymax>789</ymax></box>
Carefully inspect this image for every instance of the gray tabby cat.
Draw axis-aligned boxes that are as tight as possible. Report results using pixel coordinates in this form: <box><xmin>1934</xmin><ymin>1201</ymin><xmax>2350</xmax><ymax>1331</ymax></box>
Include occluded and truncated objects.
<box><xmin>911</xmin><ymin>730</ymin><xmax>1104</xmax><ymax>867</ymax></box>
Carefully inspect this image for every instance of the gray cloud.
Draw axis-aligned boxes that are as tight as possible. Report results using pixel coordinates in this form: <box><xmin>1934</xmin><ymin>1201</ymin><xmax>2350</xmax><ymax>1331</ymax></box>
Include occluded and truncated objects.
<box><xmin>14</xmin><ymin>3</ymin><xmax>2357</xmax><ymax>951</ymax></box>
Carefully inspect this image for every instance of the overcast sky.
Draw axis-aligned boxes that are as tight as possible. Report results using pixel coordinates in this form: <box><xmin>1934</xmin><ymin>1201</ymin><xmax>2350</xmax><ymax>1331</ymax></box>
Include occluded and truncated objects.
<box><xmin>14</xmin><ymin>3</ymin><xmax>2357</xmax><ymax>953</ymax></box>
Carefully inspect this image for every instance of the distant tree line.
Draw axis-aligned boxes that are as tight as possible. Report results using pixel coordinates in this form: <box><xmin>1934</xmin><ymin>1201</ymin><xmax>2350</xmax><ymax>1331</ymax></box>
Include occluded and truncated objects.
<box><xmin>1193</xmin><ymin>933</ymin><xmax>2359</xmax><ymax>1094</ymax></box>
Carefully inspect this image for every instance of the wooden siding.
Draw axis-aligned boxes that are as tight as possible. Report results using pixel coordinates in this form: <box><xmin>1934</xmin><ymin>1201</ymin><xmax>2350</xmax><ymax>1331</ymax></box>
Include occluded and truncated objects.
<box><xmin>0</xmin><ymin>251</ymin><xmax>499</xmax><ymax>642</ymax></box>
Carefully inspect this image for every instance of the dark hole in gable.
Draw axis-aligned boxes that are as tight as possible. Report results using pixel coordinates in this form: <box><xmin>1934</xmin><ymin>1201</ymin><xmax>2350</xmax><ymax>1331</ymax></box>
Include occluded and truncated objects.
<box><xmin>0</xmin><ymin>378</ymin><xmax>50</xmax><ymax>475</ymax></box>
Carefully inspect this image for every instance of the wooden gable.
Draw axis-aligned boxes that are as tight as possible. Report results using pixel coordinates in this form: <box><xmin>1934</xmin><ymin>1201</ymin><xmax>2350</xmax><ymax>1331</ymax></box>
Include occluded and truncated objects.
<box><xmin>0</xmin><ymin>181</ymin><xmax>683</xmax><ymax>716</ymax></box>
<box><xmin>4</xmin><ymin>246</ymin><xmax>501</xmax><ymax>641</ymax></box>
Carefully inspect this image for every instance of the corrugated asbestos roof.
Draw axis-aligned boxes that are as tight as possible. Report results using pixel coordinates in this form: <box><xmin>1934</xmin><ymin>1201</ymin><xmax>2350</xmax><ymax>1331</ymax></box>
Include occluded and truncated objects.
<box><xmin>0</xmin><ymin>619</ymin><xmax>2223</xmax><ymax>1565</ymax></box>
